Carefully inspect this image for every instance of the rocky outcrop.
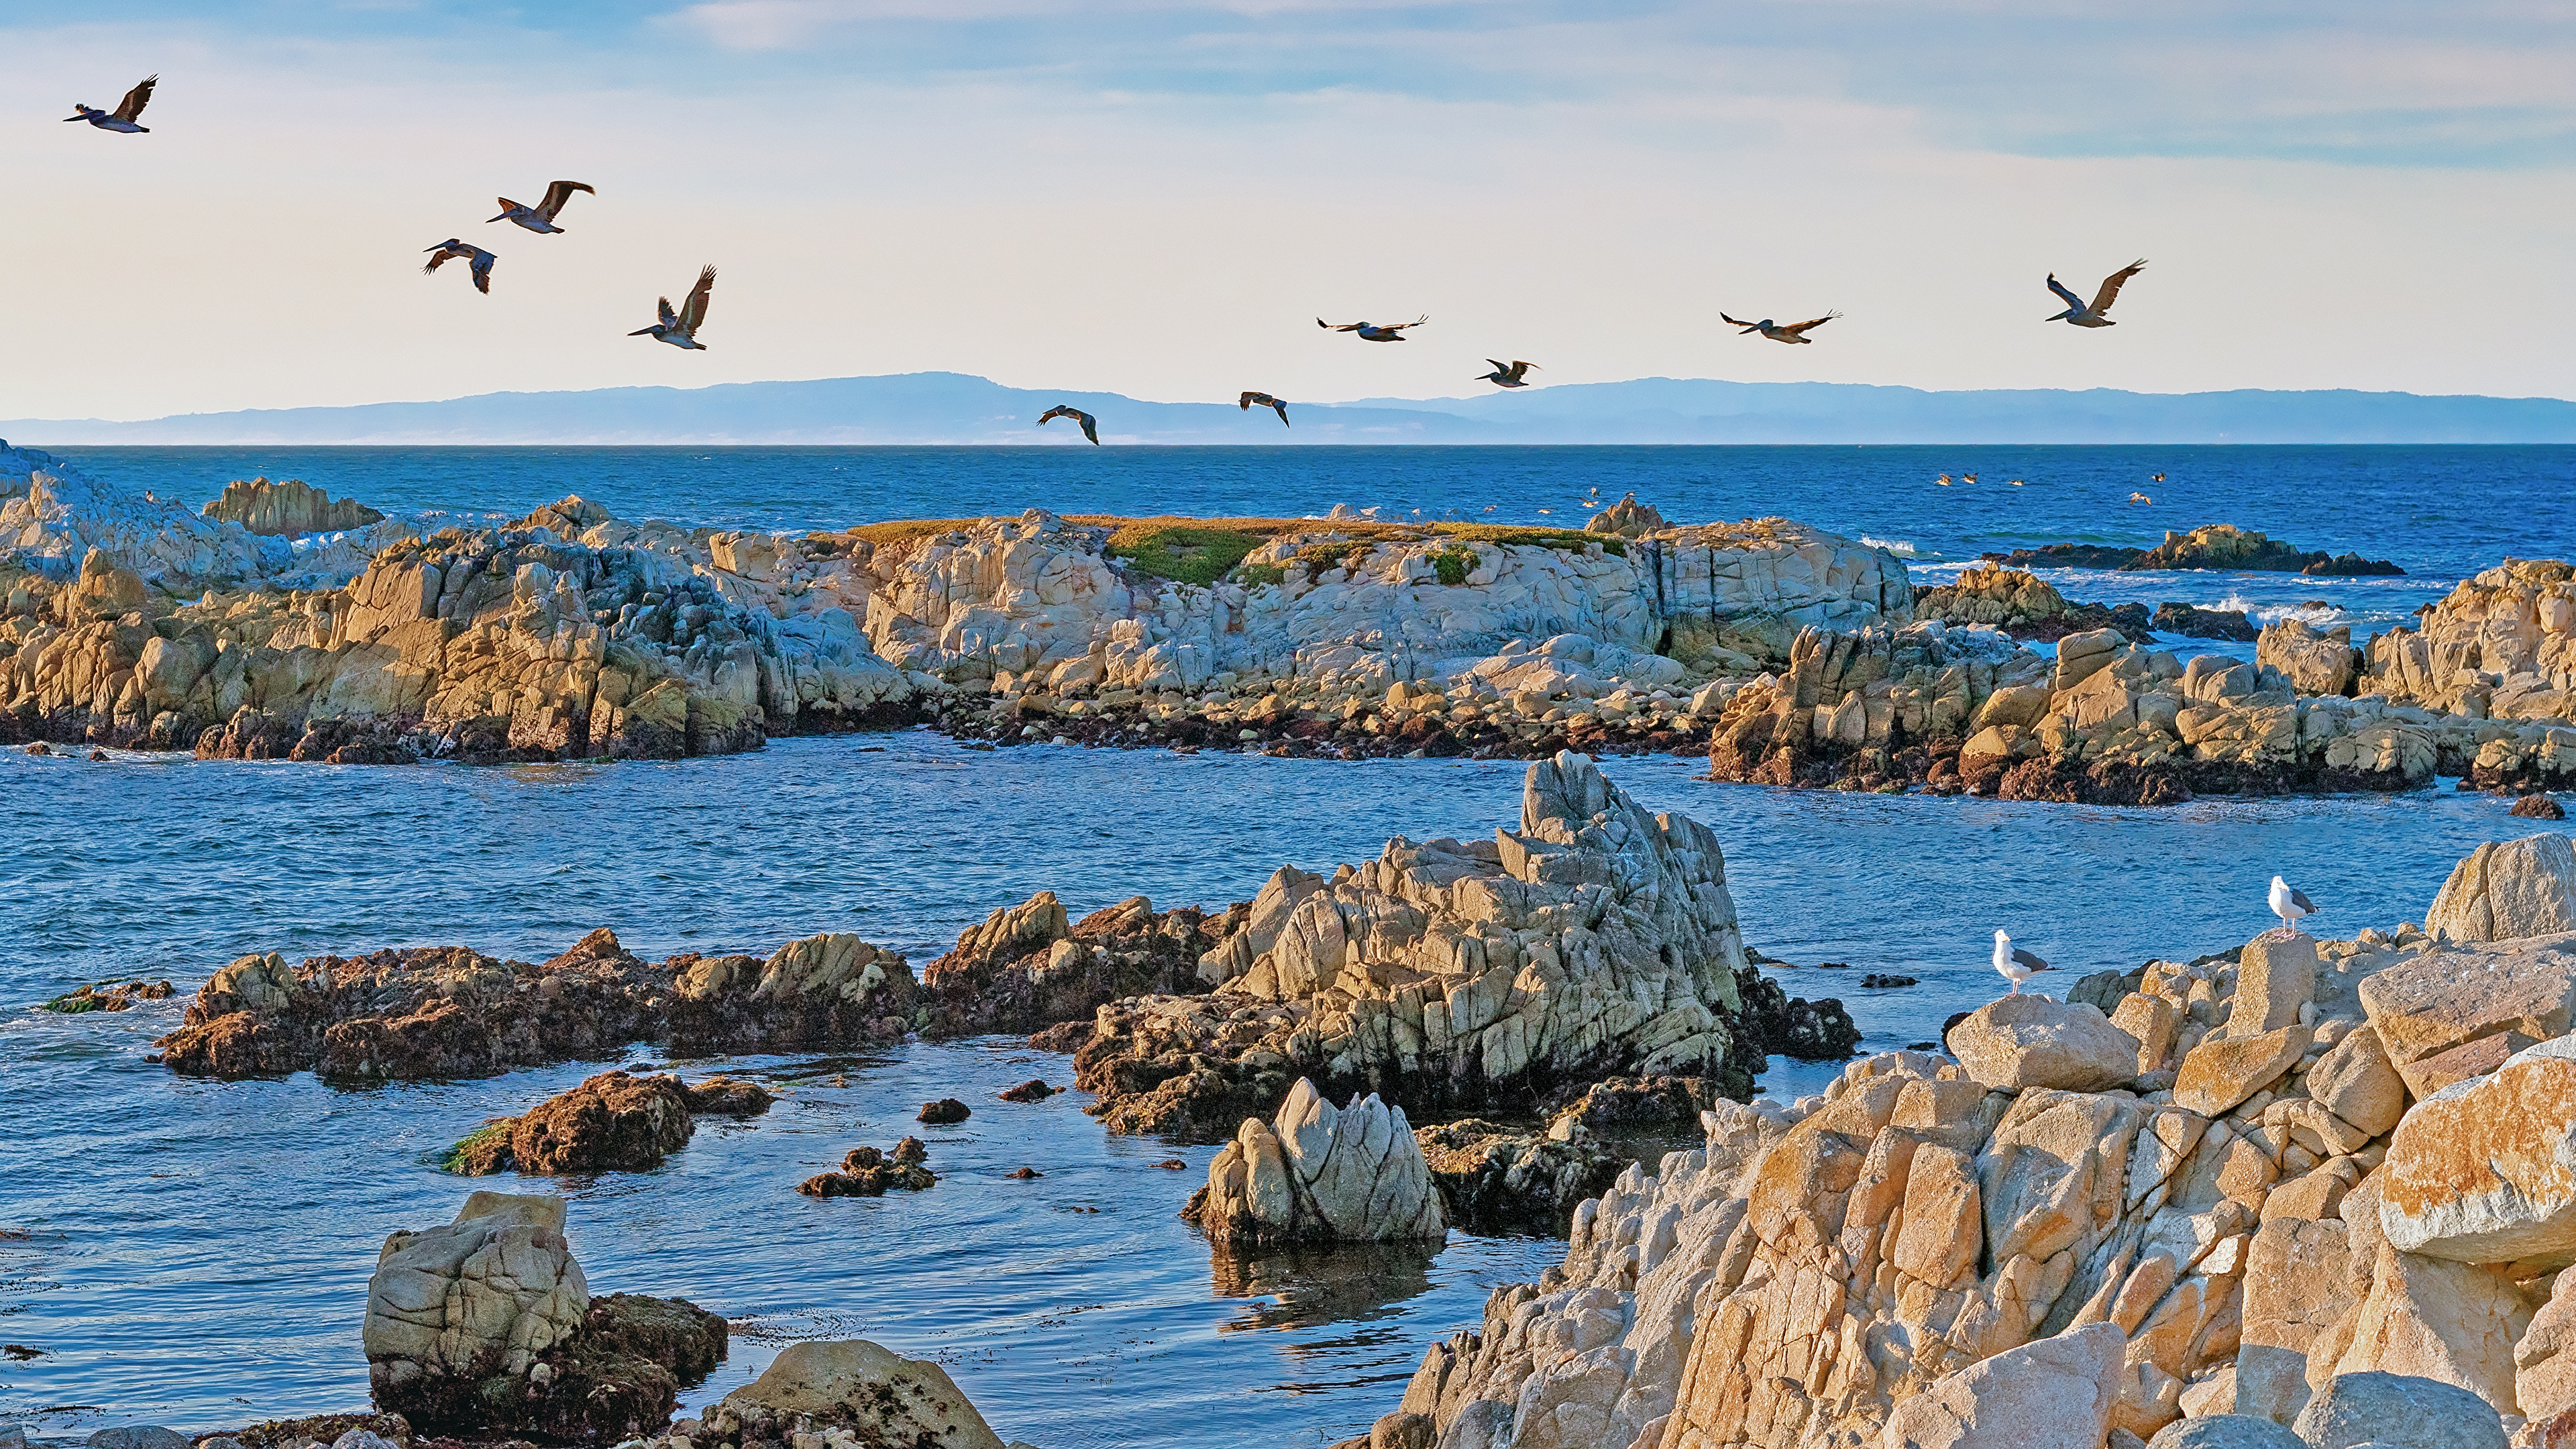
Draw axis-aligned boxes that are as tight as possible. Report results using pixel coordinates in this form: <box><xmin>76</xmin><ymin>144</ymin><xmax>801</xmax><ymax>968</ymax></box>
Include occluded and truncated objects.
<box><xmin>362</xmin><ymin>1192</ymin><xmax>725</xmax><ymax>1440</ymax></box>
<box><xmin>448</xmin><ymin>1071</ymin><xmax>697</xmax><ymax>1176</ymax></box>
<box><xmin>157</xmin><ymin>926</ymin><xmax>920</xmax><ymax>1082</ymax></box>
<box><xmin>1880</xmin><ymin>1321</ymin><xmax>2125</xmax><ymax>1448</ymax></box>
<box><xmin>2363</xmin><ymin>559</ymin><xmax>2576</xmax><ymax>790</ymax></box>
<box><xmin>1187</xmin><ymin>1079</ymin><xmax>1446</xmax><ymax>1245</ymax></box>
<box><xmin>1413</xmin><ymin>1120</ymin><xmax>1626</xmax><ymax>1235</ymax></box>
<box><xmin>1986</xmin><ymin>525</ymin><xmax>2402</xmax><ymax>576</ymax></box>
<box><xmin>1709</xmin><ymin>616</ymin><xmax>2461</xmax><ymax>804</ymax></box>
<box><xmin>797</xmin><ymin>1136</ymin><xmax>934</xmax><ymax>1197</ymax></box>
<box><xmin>676</xmin><ymin>1339</ymin><xmax>1022</xmax><ymax>1449</ymax></box>
<box><xmin>2424</xmin><ymin>833</ymin><xmax>2576</xmax><ymax>943</ymax></box>
<box><xmin>2152</xmin><ymin>603</ymin><xmax>2259</xmax><ymax>642</ymax></box>
<box><xmin>1948</xmin><ymin>994</ymin><xmax>2143</xmax><ymax>1092</ymax></box>
<box><xmin>3</xmin><ymin>443</ymin><xmax>285</xmax><ymax>588</ymax></box>
<box><xmin>1913</xmin><ymin>565</ymin><xmax>2152</xmax><ymax>644</ymax></box>
<box><xmin>1586</xmin><ymin>493</ymin><xmax>1666</xmax><ymax>539</ymax></box>
<box><xmin>2255</xmin><ymin>618</ymin><xmax>2358</xmax><ymax>698</ymax></box>
<box><xmin>920</xmin><ymin>892</ymin><xmax>1220</xmax><ymax>1036</ymax></box>
<box><xmin>202</xmin><ymin>478</ymin><xmax>386</xmax><ymax>537</ymax></box>
<box><xmin>1061</xmin><ymin>753</ymin><xmax>1764</xmax><ymax>1139</ymax></box>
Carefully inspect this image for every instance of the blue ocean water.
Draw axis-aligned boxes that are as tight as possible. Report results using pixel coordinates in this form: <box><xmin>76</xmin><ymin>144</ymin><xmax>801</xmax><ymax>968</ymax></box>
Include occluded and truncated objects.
<box><xmin>4</xmin><ymin>445</ymin><xmax>2575</xmax><ymax>1447</ymax></box>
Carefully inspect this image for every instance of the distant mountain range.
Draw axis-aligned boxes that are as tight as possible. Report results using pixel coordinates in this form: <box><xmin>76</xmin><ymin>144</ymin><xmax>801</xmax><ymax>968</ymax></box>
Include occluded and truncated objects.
<box><xmin>8</xmin><ymin>372</ymin><xmax>2574</xmax><ymax>445</ymax></box>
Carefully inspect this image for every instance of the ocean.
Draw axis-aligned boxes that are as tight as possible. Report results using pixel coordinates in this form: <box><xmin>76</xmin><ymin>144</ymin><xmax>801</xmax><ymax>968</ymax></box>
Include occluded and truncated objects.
<box><xmin>5</xmin><ymin>444</ymin><xmax>2574</xmax><ymax>1448</ymax></box>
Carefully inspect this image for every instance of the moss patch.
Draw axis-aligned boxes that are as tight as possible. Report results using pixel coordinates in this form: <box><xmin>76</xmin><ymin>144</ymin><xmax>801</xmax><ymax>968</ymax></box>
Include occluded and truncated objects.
<box><xmin>1430</xmin><ymin>546</ymin><xmax>1481</xmax><ymax>586</ymax></box>
<box><xmin>1430</xmin><ymin>523</ymin><xmax>1624</xmax><ymax>557</ymax></box>
<box><xmin>1234</xmin><ymin>562</ymin><xmax>1287</xmax><ymax>589</ymax></box>
<box><xmin>439</xmin><ymin>1119</ymin><xmax>518</xmax><ymax>1175</ymax></box>
<box><xmin>1105</xmin><ymin>525</ymin><xmax>1269</xmax><ymax>585</ymax></box>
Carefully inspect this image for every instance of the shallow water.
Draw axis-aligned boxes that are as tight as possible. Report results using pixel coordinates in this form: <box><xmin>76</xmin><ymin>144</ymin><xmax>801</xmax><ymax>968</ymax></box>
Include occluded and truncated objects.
<box><xmin>5</xmin><ymin>734</ymin><xmax>2571</xmax><ymax>1445</ymax></box>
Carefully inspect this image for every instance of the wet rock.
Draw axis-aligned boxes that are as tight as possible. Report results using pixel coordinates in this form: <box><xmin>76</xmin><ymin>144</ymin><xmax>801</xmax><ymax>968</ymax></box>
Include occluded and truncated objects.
<box><xmin>201</xmin><ymin>477</ymin><xmax>386</xmax><ymax>537</ymax></box>
<box><xmin>922</xmin><ymin>892</ymin><xmax>1220</xmax><ymax>1037</ymax></box>
<box><xmin>1005</xmin><ymin>1167</ymin><xmax>1042</xmax><ymax>1179</ymax></box>
<box><xmin>2514</xmin><ymin>793</ymin><xmax>2568</xmax><ymax>820</ymax></box>
<box><xmin>918</xmin><ymin>1097</ymin><xmax>971</xmax><ymax>1124</ymax></box>
<box><xmin>158</xmin><ymin>926</ymin><xmax>920</xmax><ymax>1083</ymax></box>
<box><xmin>698</xmin><ymin>1339</ymin><xmax>1012</xmax><ymax>1449</ymax></box>
<box><xmin>1412</xmin><ymin>1118</ymin><xmax>1623</xmax><ymax>1234</ymax></box>
<box><xmin>2150</xmin><ymin>602</ymin><xmax>2260</xmax><ymax>642</ymax></box>
<box><xmin>798</xmin><ymin>1138</ymin><xmax>936</xmax><ymax>1197</ymax></box>
<box><xmin>39</xmin><ymin>977</ymin><xmax>174</xmax><ymax>1013</ymax></box>
<box><xmin>998</xmin><ymin>1079</ymin><xmax>1057</xmax><ymax>1102</ymax></box>
<box><xmin>682</xmin><ymin>1075</ymin><xmax>775</xmax><ymax>1116</ymax></box>
<box><xmin>1191</xmin><ymin>1079</ymin><xmax>1445</xmax><ymax>1245</ymax></box>
<box><xmin>213</xmin><ymin>1412</ymin><xmax>411</xmax><ymax>1449</ymax></box>
<box><xmin>1948</xmin><ymin>993</ymin><xmax>2143</xmax><ymax>1092</ymax></box>
<box><xmin>1733</xmin><ymin>966</ymin><xmax>1862</xmax><ymax>1063</ymax></box>
<box><xmin>509</xmin><ymin>1070</ymin><xmax>694</xmax><ymax>1175</ymax></box>
<box><xmin>86</xmin><ymin>1430</ymin><xmax>191</xmax><ymax>1449</ymax></box>
<box><xmin>439</xmin><ymin>1119</ymin><xmax>517</xmax><ymax>1175</ymax></box>
<box><xmin>2425</xmin><ymin>833</ymin><xmax>2576</xmax><ymax>943</ymax></box>
<box><xmin>2292</xmin><ymin>1370</ymin><xmax>2506</xmax><ymax>1449</ymax></box>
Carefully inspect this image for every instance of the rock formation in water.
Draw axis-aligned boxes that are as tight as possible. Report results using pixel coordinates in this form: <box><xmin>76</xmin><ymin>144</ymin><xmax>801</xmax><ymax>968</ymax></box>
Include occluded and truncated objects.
<box><xmin>202</xmin><ymin>478</ymin><xmax>387</xmax><ymax>537</ymax></box>
<box><xmin>1057</xmin><ymin>753</ymin><xmax>1847</xmax><ymax>1141</ymax></box>
<box><xmin>1343</xmin><ymin>838</ymin><xmax>2576</xmax><ymax>1448</ymax></box>
<box><xmin>1912</xmin><ymin>565</ymin><xmax>2153</xmax><ymax>644</ymax></box>
<box><xmin>797</xmin><ymin>1136</ymin><xmax>935</xmax><ymax>1197</ymax></box>
<box><xmin>362</xmin><ymin>1191</ymin><xmax>725</xmax><ymax>1440</ymax></box>
<box><xmin>157</xmin><ymin>926</ymin><xmax>920</xmax><ymax>1081</ymax></box>
<box><xmin>445</xmin><ymin>1069</ymin><xmax>745</xmax><ymax>1175</ymax></box>
<box><xmin>1187</xmin><ymin>1078</ymin><xmax>1447</xmax><ymax>1245</ymax></box>
<box><xmin>919</xmin><ymin>892</ymin><xmax>1221</xmax><ymax>1036</ymax></box>
<box><xmin>1984</xmin><ymin>524</ymin><xmax>2403</xmax><ymax>577</ymax></box>
<box><xmin>670</xmin><ymin>1338</ymin><xmax>1032</xmax><ymax>1449</ymax></box>
<box><xmin>2365</xmin><ymin>558</ymin><xmax>2576</xmax><ymax>790</ymax></box>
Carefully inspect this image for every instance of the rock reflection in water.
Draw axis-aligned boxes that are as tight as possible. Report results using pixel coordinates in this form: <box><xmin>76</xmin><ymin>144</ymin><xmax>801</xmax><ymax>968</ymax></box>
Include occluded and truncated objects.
<box><xmin>1210</xmin><ymin>1240</ymin><xmax>1440</xmax><ymax>1333</ymax></box>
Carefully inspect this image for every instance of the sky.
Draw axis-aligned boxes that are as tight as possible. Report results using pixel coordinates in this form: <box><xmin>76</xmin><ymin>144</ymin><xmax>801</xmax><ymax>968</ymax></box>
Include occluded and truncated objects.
<box><xmin>2</xmin><ymin>1</ymin><xmax>2571</xmax><ymax>420</ymax></box>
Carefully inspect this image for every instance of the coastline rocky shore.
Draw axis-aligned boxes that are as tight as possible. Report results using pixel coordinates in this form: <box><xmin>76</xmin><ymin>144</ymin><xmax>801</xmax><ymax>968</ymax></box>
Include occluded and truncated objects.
<box><xmin>11</xmin><ymin>443</ymin><xmax>2575</xmax><ymax>805</ymax></box>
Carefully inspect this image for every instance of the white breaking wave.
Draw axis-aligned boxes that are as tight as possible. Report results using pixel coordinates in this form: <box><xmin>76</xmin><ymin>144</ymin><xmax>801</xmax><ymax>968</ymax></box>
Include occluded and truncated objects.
<box><xmin>2214</xmin><ymin>594</ymin><xmax>2351</xmax><ymax>627</ymax></box>
<box><xmin>1860</xmin><ymin>536</ymin><xmax>1918</xmax><ymax>556</ymax></box>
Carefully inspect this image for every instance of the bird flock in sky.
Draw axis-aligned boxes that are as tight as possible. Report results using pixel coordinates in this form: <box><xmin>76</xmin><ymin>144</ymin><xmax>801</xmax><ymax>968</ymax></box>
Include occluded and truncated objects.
<box><xmin>66</xmin><ymin>73</ymin><xmax>2152</xmax><ymax>449</ymax></box>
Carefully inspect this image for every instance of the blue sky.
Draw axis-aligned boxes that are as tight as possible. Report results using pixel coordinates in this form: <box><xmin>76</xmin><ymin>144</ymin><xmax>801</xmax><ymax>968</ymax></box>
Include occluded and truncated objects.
<box><xmin>4</xmin><ymin>2</ymin><xmax>2569</xmax><ymax>417</ymax></box>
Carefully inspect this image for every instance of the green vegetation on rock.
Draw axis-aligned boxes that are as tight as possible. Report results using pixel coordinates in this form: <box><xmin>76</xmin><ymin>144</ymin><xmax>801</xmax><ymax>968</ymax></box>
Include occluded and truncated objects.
<box><xmin>1106</xmin><ymin>524</ymin><xmax>1268</xmax><ymax>585</ymax></box>
<box><xmin>438</xmin><ymin>1119</ymin><xmax>518</xmax><ymax>1175</ymax></box>
<box><xmin>1430</xmin><ymin>546</ymin><xmax>1481</xmax><ymax>586</ymax></box>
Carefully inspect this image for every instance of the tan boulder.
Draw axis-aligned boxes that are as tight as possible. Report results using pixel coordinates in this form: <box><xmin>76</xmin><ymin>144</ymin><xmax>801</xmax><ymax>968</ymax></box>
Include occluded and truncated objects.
<box><xmin>710</xmin><ymin>1340</ymin><xmax>1008</xmax><ymax>1449</ymax></box>
<box><xmin>1891</xmin><ymin>1144</ymin><xmax>1984</xmax><ymax>1288</ymax></box>
<box><xmin>2112</xmin><ymin>992</ymin><xmax>2183</xmax><ymax>1075</ymax></box>
<box><xmin>2173</xmin><ymin>1025</ymin><xmax>2309</xmax><ymax>1118</ymax></box>
<box><xmin>2517</xmin><ymin>1268</ymin><xmax>2576</xmax><ymax>1426</ymax></box>
<box><xmin>361</xmin><ymin>1192</ymin><xmax>588</xmax><ymax>1397</ymax></box>
<box><xmin>2326</xmin><ymin>1244</ymin><xmax>2530</xmax><ymax>1416</ymax></box>
<box><xmin>2226</xmin><ymin>932</ymin><xmax>2318</xmax><ymax>1037</ymax></box>
<box><xmin>2056</xmin><ymin>629</ymin><xmax>2127</xmax><ymax>691</ymax></box>
<box><xmin>2292</xmin><ymin>1368</ymin><xmax>2509</xmax><ymax>1449</ymax></box>
<box><xmin>2255</xmin><ymin>618</ymin><xmax>2356</xmax><ymax>698</ymax></box>
<box><xmin>1195</xmin><ymin>1079</ymin><xmax>1446</xmax><ymax>1245</ymax></box>
<box><xmin>2304</xmin><ymin>1025</ymin><xmax>2406</xmax><ymax>1139</ymax></box>
<box><xmin>1879</xmin><ymin>1321</ymin><xmax>2123</xmax><ymax>1448</ymax></box>
<box><xmin>2379</xmin><ymin>1036</ymin><xmax>2576</xmax><ymax>1267</ymax></box>
<box><xmin>1950</xmin><ymin>994</ymin><xmax>2143</xmax><ymax>1093</ymax></box>
<box><xmin>2357</xmin><ymin>931</ymin><xmax>2576</xmax><ymax>1081</ymax></box>
<box><xmin>2233</xmin><ymin>1216</ymin><xmax>2357</xmax><ymax>1423</ymax></box>
<box><xmin>1976</xmin><ymin>682</ymin><xmax>2054</xmax><ymax>731</ymax></box>
<box><xmin>2426</xmin><ymin>835</ymin><xmax>2576</xmax><ymax>944</ymax></box>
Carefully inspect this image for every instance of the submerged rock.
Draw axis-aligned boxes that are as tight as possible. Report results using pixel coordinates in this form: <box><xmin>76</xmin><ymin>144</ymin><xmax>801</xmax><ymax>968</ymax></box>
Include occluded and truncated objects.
<box><xmin>1189</xmin><ymin>1079</ymin><xmax>1445</xmax><ymax>1246</ymax></box>
<box><xmin>917</xmin><ymin>1097</ymin><xmax>971</xmax><ymax>1124</ymax></box>
<box><xmin>1061</xmin><ymin>752</ymin><xmax>1760</xmax><ymax>1138</ymax></box>
<box><xmin>798</xmin><ymin>1136</ymin><xmax>934</xmax><ymax>1197</ymax></box>
<box><xmin>510</xmin><ymin>1070</ymin><xmax>696</xmax><ymax>1175</ymax></box>
<box><xmin>690</xmin><ymin>1339</ymin><xmax>1015</xmax><ymax>1449</ymax></box>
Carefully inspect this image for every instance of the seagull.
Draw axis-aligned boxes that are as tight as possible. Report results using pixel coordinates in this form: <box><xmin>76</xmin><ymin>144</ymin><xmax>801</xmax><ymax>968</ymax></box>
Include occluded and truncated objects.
<box><xmin>1993</xmin><ymin>930</ymin><xmax>2054</xmax><ymax>994</ymax></box>
<box><xmin>1239</xmin><ymin>392</ymin><xmax>1290</xmax><ymax>427</ymax></box>
<box><xmin>422</xmin><ymin>239</ymin><xmax>498</xmax><ymax>295</ymax></box>
<box><xmin>2269</xmin><ymin>876</ymin><xmax>2319</xmax><ymax>937</ymax></box>
<box><xmin>1479</xmin><ymin>360</ymin><xmax>1539</xmax><ymax>388</ymax></box>
<box><xmin>1318</xmin><ymin>315</ymin><xmax>1426</xmax><ymax>342</ymax></box>
<box><xmin>628</xmin><ymin>265</ymin><xmax>715</xmax><ymax>350</ymax></box>
<box><xmin>1038</xmin><ymin>405</ymin><xmax>1099</xmax><ymax>445</ymax></box>
<box><xmin>2008</xmin><ymin>479</ymin><xmax>2026</xmax><ymax>486</ymax></box>
<box><xmin>2151</xmin><ymin>472</ymin><xmax>2166</xmax><ymax>482</ymax></box>
<box><xmin>2047</xmin><ymin>260</ymin><xmax>2146</xmax><ymax>327</ymax></box>
<box><xmin>64</xmin><ymin>76</ymin><xmax>156</xmax><ymax>133</ymax></box>
<box><xmin>1722</xmin><ymin>311</ymin><xmax>1839</xmax><ymax>344</ymax></box>
<box><xmin>489</xmin><ymin>180</ymin><xmax>595</xmax><ymax>235</ymax></box>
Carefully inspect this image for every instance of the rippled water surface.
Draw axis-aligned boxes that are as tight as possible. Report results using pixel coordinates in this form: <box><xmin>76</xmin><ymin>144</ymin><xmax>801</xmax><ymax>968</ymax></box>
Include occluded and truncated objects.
<box><xmin>7</xmin><ymin>444</ymin><xmax>2576</xmax><ymax>1444</ymax></box>
<box><xmin>6</xmin><ymin>735</ymin><xmax>2573</xmax><ymax>1445</ymax></box>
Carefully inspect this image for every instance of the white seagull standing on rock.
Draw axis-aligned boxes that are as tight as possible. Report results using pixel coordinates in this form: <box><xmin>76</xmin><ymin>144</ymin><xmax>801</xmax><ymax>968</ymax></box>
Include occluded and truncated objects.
<box><xmin>2269</xmin><ymin>875</ymin><xmax>2319</xmax><ymax>936</ymax></box>
<box><xmin>1993</xmin><ymin>930</ymin><xmax>2053</xmax><ymax>994</ymax></box>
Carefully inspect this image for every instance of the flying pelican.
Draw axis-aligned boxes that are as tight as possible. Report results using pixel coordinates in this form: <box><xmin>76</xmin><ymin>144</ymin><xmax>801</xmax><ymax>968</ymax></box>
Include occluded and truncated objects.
<box><xmin>64</xmin><ymin>76</ymin><xmax>156</xmax><ymax>133</ymax></box>
<box><xmin>2046</xmin><ymin>260</ymin><xmax>2146</xmax><ymax>327</ymax></box>
<box><xmin>1318</xmin><ymin>315</ymin><xmax>1426</xmax><ymax>342</ymax></box>
<box><xmin>1993</xmin><ymin>930</ymin><xmax>2054</xmax><ymax>994</ymax></box>
<box><xmin>1239</xmin><ymin>392</ymin><xmax>1290</xmax><ymax>427</ymax></box>
<box><xmin>2151</xmin><ymin>472</ymin><xmax>2166</xmax><ymax>482</ymax></box>
<box><xmin>489</xmin><ymin>180</ymin><xmax>595</xmax><ymax>235</ymax></box>
<box><xmin>2269</xmin><ymin>876</ymin><xmax>2319</xmax><ymax>937</ymax></box>
<box><xmin>628</xmin><ymin>265</ymin><xmax>715</xmax><ymax>350</ymax></box>
<box><xmin>1479</xmin><ymin>360</ymin><xmax>1539</xmax><ymax>388</ymax></box>
<box><xmin>2008</xmin><ymin>479</ymin><xmax>2026</xmax><ymax>486</ymax></box>
<box><xmin>1962</xmin><ymin>473</ymin><xmax>1978</xmax><ymax>485</ymax></box>
<box><xmin>1722</xmin><ymin>311</ymin><xmax>1840</xmax><ymax>344</ymax></box>
<box><xmin>1039</xmin><ymin>406</ymin><xmax>1099</xmax><ymax>445</ymax></box>
<box><xmin>422</xmin><ymin>239</ymin><xmax>498</xmax><ymax>295</ymax></box>
<box><xmin>1935</xmin><ymin>475</ymin><xmax>1952</xmax><ymax>486</ymax></box>
<box><xmin>1536</xmin><ymin>508</ymin><xmax>1552</xmax><ymax>515</ymax></box>
<box><xmin>2131</xmin><ymin>492</ymin><xmax>2153</xmax><ymax>504</ymax></box>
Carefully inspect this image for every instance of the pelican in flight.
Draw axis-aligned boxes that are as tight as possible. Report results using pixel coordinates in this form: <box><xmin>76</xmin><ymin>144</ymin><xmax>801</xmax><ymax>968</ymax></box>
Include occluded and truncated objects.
<box><xmin>2151</xmin><ymin>472</ymin><xmax>2166</xmax><ymax>482</ymax></box>
<box><xmin>65</xmin><ymin>76</ymin><xmax>156</xmax><ymax>133</ymax></box>
<box><xmin>1039</xmin><ymin>406</ymin><xmax>1099</xmax><ymax>444</ymax></box>
<box><xmin>489</xmin><ymin>180</ymin><xmax>595</xmax><ymax>235</ymax></box>
<box><xmin>1479</xmin><ymin>360</ymin><xmax>1539</xmax><ymax>388</ymax></box>
<box><xmin>1318</xmin><ymin>315</ymin><xmax>1426</xmax><ymax>342</ymax></box>
<box><xmin>628</xmin><ymin>265</ymin><xmax>715</xmax><ymax>350</ymax></box>
<box><xmin>1935</xmin><ymin>475</ymin><xmax>1952</xmax><ymax>487</ymax></box>
<box><xmin>1993</xmin><ymin>930</ymin><xmax>2054</xmax><ymax>994</ymax></box>
<box><xmin>1722</xmin><ymin>311</ymin><xmax>1839</xmax><ymax>344</ymax></box>
<box><xmin>2269</xmin><ymin>876</ymin><xmax>2319</xmax><ymax>937</ymax></box>
<box><xmin>1962</xmin><ymin>473</ymin><xmax>1979</xmax><ymax>485</ymax></box>
<box><xmin>1239</xmin><ymin>392</ymin><xmax>1290</xmax><ymax>427</ymax></box>
<box><xmin>2131</xmin><ymin>492</ymin><xmax>2153</xmax><ymax>504</ymax></box>
<box><xmin>2046</xmin><ymin>260</ymin><xmax>2145</xmax><ymax>327</ymax></box>
<box><xmin>423</xmin><ymin>239</ymin><xmax>498</xmax><ymax>295</ymax></box>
